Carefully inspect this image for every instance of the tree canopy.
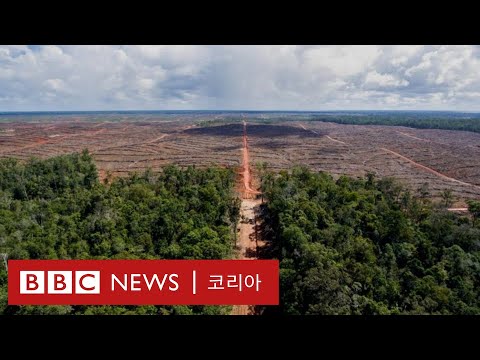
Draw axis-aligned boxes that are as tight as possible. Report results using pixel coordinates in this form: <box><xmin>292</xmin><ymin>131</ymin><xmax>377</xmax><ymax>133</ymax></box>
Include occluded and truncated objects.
<box><xmin>0</xmin><ymin>151</ymin><xmax>239</xmax><ymax>315</ymax></box>
<box><xmin>261</xmin><ymin>167</ymin><xmax>480</xmax><ymax>314</ymax></box>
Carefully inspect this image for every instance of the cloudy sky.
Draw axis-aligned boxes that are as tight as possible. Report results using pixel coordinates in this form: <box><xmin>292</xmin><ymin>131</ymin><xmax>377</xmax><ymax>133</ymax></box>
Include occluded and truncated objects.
<box><xmin>1</xmin><ymin>45</ymin><xmax>480</xmax><ymax>111</ymax></box>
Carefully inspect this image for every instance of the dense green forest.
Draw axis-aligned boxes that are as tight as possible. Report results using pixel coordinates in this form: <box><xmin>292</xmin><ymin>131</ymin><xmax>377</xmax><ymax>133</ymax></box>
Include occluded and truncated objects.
<box><xmin>261</xmin><ymin>167</ymin><xmax>480</xmax><ymax>314</ymax></box>
<box><xmin>306</xmin><ymin>113</ymin><xmax>480</xmax><ymax>133</ymax></box>
<box><xmin>2</xmin><ymin>152</ymin><xmax>480</xmax><ymax>315</ymax></box>
<box><xmin>0</xmin><ymin>151</ymin><xmax>240</xmax><ymax>315</ymax></box>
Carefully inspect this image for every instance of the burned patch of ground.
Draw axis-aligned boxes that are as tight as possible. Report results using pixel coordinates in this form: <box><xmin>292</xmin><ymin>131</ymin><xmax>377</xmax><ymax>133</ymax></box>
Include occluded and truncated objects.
<box><xmin>183</xmin><ymin>123</ymin><xmax>323</xmax><ymax>138</ymax></box>
<box><xmin>211</xmin><ymin>145</ymin><xmax>241</xmax><ymax>152</ymax></box>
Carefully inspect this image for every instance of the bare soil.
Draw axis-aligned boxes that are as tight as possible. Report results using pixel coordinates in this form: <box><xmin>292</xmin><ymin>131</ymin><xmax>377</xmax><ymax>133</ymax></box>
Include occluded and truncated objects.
<box><xmin>241</xmin><ymin>121</ymin><xmax>261</xmax><ymax>197</ymax></box>
<box><xmin>231</xmin><ymin>121</ymin><xmax>263</xmax><ymax>315</ymax></box>
<box><xmin>231</xmin><ymin>198</ymin><xmax>263</xmax><ymax>315</ymax></box>
<box><xmin>2</xmin><ymin>116</ymin><xmax>480</xmax><ymax>205</ymax></box>
<box><xmin>380</xmin><ymin>148</ymin><xmax>480</xmax><ymax>189</ymax></box>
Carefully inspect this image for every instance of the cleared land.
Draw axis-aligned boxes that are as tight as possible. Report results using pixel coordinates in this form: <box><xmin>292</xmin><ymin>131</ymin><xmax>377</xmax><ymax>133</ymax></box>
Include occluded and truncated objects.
<box><xmin>231</xmin><ymin>121</ymin><xmax>264</xmax><ymax>315</ymax></box>
<box><xmin>231</xmin><ymin>198</ymin><xmax>262</xmax><ymax>315</ymax></box>
<box><xmin>1</xmin><ymin>114</ymin><xmax>480</xmax><ymax>205</ymax></box>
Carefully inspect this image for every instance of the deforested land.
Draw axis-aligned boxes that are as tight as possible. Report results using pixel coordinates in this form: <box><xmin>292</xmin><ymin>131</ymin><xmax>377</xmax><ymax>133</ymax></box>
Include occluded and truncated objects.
<box><xmin>1</xmin><ymin>110</ymin><xmax>479</xmax><ymax>315</ymax></box>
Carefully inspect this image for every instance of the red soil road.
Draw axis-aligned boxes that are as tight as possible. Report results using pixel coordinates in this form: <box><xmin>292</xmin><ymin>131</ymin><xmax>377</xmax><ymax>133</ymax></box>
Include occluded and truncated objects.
<box><xmin>242</xmin><ymin>120</ymin><xmax>261</xmax><ymax>197</ymax></box>
<box><xmin>232</xmin><ymin>120</ymin><xmax>262</xmax><ymax>315</ymax></box>
<box><xmin>381</xmin><ymin>148</ymin><xmax>480</xmax><ymax>190</ymax></box>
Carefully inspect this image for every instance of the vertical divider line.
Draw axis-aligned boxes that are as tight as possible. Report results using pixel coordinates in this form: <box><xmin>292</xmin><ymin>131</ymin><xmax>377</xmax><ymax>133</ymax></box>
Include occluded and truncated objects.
<box><xmin>193</xmin><ymin>270</ymin><xmax>196</xmax><ymax>295</ymax></box>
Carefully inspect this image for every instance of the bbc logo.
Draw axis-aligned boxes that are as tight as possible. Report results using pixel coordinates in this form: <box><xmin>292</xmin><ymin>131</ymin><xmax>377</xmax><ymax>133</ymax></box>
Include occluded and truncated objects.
<box><xmin>20</xmin><ymin>271</ymin><xmax>100</xmax><ymax>294</ymax></box>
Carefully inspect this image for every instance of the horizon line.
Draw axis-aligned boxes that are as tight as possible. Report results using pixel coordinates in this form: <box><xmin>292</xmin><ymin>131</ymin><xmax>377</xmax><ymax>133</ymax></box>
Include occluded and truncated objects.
<box><xmin>2</xmin><ymin>109</ymin><xmax>480</xmax><ymax>114</ymax></box>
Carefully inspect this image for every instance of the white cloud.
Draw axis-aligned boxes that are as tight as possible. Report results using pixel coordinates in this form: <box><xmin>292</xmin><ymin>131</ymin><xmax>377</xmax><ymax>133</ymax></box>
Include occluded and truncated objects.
<box><xmin>365</xmin><ymin>71</ymin><xmax>409</xmax><ymax>88</ymax></box>
<box><xmin>1</xmin><ymin>45</ymin><xmax>480</xmax><ymax>110</ymax></box>
<box><xmin>389</xmin><ymin>45</ymin><xmax>424</xmax><ymax>66</ymax></box>
<box><xmin>44</xmin><ymin>78</ymin><xmax>69</xmax><ymax>92</ymax></box>
<box><xmin>301</xmin><ymin>45</ymin><xmax>381</xmax><ymax>77</ymax></box>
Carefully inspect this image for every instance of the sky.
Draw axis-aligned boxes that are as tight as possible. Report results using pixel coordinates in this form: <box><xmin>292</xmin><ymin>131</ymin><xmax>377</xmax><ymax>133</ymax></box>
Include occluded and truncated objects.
<box><xmin>1</xmin><ymin>45</ymin><xmax>480</xmax><ymax>111</ymax></box>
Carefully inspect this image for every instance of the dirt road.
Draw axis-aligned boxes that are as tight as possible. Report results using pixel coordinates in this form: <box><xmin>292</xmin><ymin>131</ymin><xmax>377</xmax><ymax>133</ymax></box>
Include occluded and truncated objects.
<box><xmin>381</xmin><ymin>148</ymin><xmax>480</xmax><ymax>189</ymax></box>
<box><xmin>325</xmin><ymin>135</ymin><xmax>347</xmax><ymax>145</ymax></box>
<box><xmin>231</xmin><ymin>198</ymin><xmax>262</xmax><ymax>315</ymax></box>
<box><xmin>299</xmin><ymin>123</ymin><xmax>346</xmax><ymax>144</ymax></box>
<box><xmin>232</xmin><ymin>120</ymin><xmax>262</xmax><ymax>315</ymax></box>
<box><xmin>396</xmin><ymin>131</ymin><xmax>428</xmax><ymax>142</ymax></box>
<box><xmin>237</xmin><ymin>199</ymin><xmax>261</xmax><ymax>260</ymax></box>
<box><xmin>299</xmin><ymin>123</ymin><xmax>318</xmax><ymax>134</ymax></box>
<box><xmin>242</xmin><ymin>121</ymin><xmax>261</xmax><ymax>196</ymax></box>
<box><xmin>146</xmin><ymin>134</ymin><xmax>169</xmax><ymax>144</ymax></box>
